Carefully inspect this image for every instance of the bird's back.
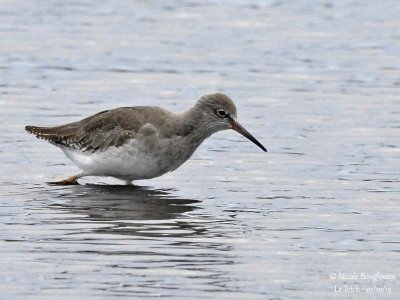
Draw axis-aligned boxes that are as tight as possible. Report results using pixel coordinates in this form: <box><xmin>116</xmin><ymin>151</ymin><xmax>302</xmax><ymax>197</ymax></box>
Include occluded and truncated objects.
<box><xmin>25</xmin><ymin>106</ymin><xmax>177</xmax><ymax>153</ymax></box>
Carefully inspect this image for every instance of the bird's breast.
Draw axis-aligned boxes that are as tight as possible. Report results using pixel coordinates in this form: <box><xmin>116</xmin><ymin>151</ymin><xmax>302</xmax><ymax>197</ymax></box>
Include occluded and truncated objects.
<box><xmin>63</xmin><ymin>131</ymin><xmax>203</xmax><ymax>180</ymax></box>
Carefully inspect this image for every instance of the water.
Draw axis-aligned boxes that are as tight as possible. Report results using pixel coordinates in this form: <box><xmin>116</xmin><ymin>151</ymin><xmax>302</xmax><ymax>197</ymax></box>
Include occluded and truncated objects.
<box><xmin>1</xmin><ymin>1</ymin><xmax>399</xmax><ymax>299</ymax></box>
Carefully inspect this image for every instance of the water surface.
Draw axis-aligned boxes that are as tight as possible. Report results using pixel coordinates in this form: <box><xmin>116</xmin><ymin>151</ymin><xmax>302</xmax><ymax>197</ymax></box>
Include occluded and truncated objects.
<box><xmin>1</xmin><ymin>1</ymin><xmax>399</xmax><ymax>299</ymax></box>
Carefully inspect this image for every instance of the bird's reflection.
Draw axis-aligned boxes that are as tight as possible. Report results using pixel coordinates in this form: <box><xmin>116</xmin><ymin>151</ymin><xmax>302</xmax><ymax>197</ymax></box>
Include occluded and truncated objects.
<box><xmin>44</xmin><ymin>183</ymin><xmax>235</xmax><ymax>288</ymax></box>
<box><xmin>49</xmin><ymin>184</ymin><xmax>206</xmax><ymax>238</ymax></box>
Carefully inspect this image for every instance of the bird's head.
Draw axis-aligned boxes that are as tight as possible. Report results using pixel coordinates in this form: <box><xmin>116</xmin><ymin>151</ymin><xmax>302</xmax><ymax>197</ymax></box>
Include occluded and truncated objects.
<box><xmin>194</xmin><ymin>93</ymin><xmax>267</xmax><ymax>152</ymax></box>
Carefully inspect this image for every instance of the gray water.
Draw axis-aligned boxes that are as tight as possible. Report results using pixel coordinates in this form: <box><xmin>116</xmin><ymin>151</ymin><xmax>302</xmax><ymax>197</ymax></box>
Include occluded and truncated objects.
<box><xmin>1</xmin><ymin>1</ymin><xmax>399</xmax><ymax>299</ymax></box>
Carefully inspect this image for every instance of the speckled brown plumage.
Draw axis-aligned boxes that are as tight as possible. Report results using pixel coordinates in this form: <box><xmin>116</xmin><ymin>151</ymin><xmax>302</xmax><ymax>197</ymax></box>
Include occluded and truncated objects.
<box><xmin>26</xmin><ymin>107</ymin><xmax>179</xmax><ymax>153</ymax></box>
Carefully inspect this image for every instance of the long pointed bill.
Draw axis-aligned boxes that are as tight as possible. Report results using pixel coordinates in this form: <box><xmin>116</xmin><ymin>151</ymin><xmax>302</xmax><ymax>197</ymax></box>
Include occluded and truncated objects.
<box><xmin>230</xmin><ymin>119</ymin><xmax>267</xmax><ymax>152</ymax></box>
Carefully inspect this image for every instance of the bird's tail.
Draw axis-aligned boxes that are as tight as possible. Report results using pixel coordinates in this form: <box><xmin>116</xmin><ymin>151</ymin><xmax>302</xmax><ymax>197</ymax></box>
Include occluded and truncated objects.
<box><xmin>25</xmin><ymin>126</ymin><xmax>56</xmax><ymax>141</ymax></box>
<box><xmin>25</xmin><ymin>125</ymin><xmax>77</xmax><ymax>143</ymax></box>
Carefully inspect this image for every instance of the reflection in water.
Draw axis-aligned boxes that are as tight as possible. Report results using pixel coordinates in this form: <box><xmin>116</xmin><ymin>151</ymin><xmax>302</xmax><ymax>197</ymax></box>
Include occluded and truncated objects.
<box><xmin>37</xmin><ymin>184</ymin><xmax>238</xmax><ymax>297</ymax></box>
<box><xmin>14</xmin><ymin>185</ymin><xmax>239</xmax><ymax>299</ymax></box>
<box><xmin>48</xmin><ymin>184</ymin><xmax>206</xmax><ymax>238</ymax></box>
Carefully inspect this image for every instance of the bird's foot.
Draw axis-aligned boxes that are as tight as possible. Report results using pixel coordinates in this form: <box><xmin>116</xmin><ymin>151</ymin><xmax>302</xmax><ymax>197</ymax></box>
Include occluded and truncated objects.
<box><xmin>48</xmin><ymin>174</ymin><xmax>81</xmax><ymax>185</ymax></box>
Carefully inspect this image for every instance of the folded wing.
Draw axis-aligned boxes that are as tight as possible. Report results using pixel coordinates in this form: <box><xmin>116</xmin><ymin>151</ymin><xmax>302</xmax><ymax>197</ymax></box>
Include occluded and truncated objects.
<box><xmin>25</xmin><ymin>108</ymin><xmax>139</xmax><ymax>153</ymax></box>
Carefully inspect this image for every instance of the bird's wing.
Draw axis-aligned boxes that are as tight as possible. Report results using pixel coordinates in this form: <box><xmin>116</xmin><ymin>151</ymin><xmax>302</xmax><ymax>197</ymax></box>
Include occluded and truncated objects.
<box><xmin>25</xmin><ymin>107</ymin><xmax>154</xmax><ymax>153</ymax></box>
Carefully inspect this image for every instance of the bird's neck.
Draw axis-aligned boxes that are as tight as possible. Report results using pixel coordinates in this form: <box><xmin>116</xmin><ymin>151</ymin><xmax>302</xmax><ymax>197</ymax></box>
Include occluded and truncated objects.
<box><xmin>181</xmin><ymin>106</ymin><xmax>214</xmax><ymax>139</ymax></box>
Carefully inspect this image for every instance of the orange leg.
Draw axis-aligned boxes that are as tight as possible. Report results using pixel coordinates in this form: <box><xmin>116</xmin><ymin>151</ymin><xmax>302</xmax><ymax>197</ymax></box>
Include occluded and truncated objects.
<box><xmin>48</xmin><ymin>174</ymin><xmax>81</xmax><ymax>185</ymax></box>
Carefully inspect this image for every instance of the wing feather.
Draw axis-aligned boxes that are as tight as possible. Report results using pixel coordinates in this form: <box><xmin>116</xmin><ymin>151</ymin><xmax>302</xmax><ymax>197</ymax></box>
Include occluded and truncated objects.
<box><xmin>26</xmin><ymin>109</ymin><xmax>138</xmax><ymax>153</ymax></box>
<box><xmin>26</xmin><ymin>106</ymin><xmax>176</xmax><ymax>152</ymax></box>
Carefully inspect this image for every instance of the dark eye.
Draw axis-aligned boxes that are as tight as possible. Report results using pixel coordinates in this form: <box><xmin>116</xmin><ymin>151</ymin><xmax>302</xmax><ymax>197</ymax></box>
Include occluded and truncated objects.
<box><xmin>216</xmin><ymin>109</ymin><xmax>227</xmax><ymax>118</ymax></box>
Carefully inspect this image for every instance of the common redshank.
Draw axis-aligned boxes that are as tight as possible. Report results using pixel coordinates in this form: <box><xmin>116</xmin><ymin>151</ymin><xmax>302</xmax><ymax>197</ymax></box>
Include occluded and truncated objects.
<box><xmin>25</xmin><ymin>93</ymin><xmax>267</xmax><ymax>185</ymax></box>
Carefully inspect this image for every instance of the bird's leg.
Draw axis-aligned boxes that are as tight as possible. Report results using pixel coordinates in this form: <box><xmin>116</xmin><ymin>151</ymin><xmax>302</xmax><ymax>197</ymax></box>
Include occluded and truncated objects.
<box><xmin>124</xmin><ymin>179</ymin><xmax>139</xmax><ymax>188</ymax></box>
<box><xmin>60</xmin><ymin>174</ymin><xmax>81</xmax><ymax>185</ymax></box>
<box><xmin>48</xmin><ymin>174</ymin><xmax>82</xmax><ymax>185</ymax></box>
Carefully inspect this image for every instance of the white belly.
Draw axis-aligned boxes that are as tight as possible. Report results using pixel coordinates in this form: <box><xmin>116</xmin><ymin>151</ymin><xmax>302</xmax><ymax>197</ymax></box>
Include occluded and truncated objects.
<box><xmin>62</xmin><ymin>135</ymin><xmax>197</xmax><ymax>181</ymax></box>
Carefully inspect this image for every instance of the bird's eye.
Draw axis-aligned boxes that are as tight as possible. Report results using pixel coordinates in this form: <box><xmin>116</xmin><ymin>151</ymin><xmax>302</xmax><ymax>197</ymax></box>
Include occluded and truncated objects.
<box><xmin>216</xmin><ymin>109</ymin><xmax>227</xmax><ymax>118</ymax></box>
